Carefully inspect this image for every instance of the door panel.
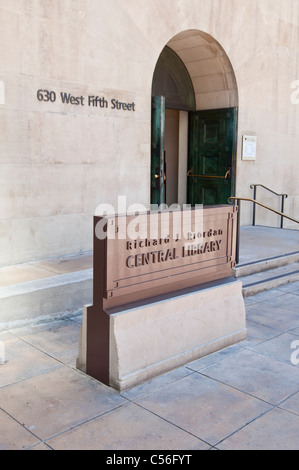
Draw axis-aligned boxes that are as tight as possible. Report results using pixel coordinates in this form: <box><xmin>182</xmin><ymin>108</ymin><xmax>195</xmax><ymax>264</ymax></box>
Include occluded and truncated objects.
<box><xmin>201</xmin><ymin>186</ymin><xmax>219</xmax><ymax>205</ymax></box>
<box><xmin>151</xmin><ymin>96</ymin><xmax>165</xmax><ymax>205</ymax></box>
<box><xmin>164</xmin><ymin>109</ymin><xmax>179</xmax><ymax>206</ymax></box>
<box><xmin>187</xmin><ymin>108</ymin><xmax>237</xmax><ymax>206</ymax></box>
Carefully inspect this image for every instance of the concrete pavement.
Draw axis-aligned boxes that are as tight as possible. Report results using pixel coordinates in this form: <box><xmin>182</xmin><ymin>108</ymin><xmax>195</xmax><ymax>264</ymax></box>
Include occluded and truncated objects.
<box><xmin>1</xmin><ymin>280</ymin><xmax>299</xmax><ymax>450</ymax></box>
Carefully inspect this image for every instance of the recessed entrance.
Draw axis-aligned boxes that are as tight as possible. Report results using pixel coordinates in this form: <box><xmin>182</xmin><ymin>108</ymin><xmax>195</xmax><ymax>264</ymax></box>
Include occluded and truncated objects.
<box><xmin>151</xmin><ymin>30</ymin><xmax>238</xmax><ymax>207</ymax></box>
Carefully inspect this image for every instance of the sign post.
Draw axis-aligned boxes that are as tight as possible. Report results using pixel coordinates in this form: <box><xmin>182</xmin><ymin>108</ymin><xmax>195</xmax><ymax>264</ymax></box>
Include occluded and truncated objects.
<box><xmin>77</xmin><ymin>205</ymin><xmax>247</xmax><ymax>390</ymax></box>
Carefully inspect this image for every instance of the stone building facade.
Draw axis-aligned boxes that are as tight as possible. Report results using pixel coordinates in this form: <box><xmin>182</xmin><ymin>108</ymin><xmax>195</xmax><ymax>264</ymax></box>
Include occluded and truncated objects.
<box><xmin>0</xmin><ymin>0</ymin><xmax>298</xmax><ymax>267</ymax></box>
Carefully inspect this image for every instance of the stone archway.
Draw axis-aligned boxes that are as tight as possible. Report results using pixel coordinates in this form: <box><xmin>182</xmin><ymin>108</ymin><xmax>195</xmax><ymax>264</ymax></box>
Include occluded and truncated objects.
<box><xmin>166</xmin><ymin>29</ymin><xmax>238</xmax><ymax>111</ymax></box>
<box><xmin>151</xmin><ymin>29</ymin><xmax>238</xmax><ymax>207</ymax></box>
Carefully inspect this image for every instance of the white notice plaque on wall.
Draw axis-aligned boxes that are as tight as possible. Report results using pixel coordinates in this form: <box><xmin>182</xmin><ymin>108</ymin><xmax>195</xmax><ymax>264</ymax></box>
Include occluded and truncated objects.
<box><xmin>242</xmin><ymin>135</ymin><xmax>257</xmax><ymax>160</ymax></box>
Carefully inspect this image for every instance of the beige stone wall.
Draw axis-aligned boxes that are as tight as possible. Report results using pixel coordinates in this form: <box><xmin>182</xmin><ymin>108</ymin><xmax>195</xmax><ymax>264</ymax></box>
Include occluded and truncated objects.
<box><xmin>234</xmin><ymin>1</ymin><xmax>299</xmax><ymax>230</ymax></box>
<box><xmin>0</xmin><ymin>0</ymin><xmax>298</xmax><ymax>266</ymax></box>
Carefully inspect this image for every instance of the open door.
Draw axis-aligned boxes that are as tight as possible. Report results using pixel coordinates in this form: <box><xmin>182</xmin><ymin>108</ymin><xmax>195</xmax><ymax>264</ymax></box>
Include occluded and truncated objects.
<box><xmin>187</xmin><ymin>108</ymin><xmax>237</xmax><ymax>206</ymax></box>
<box><xmin>151</xmin><ymin>96</ymin><xmax>166</xmax><ymax>205</ymax></box>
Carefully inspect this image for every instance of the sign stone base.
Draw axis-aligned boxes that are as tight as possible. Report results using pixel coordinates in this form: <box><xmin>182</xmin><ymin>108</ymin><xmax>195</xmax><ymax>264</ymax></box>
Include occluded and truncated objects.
<box><xmin>77</xmin><ymin>277</ymin><xmax>247</xmax><ymax>391</ymax></box>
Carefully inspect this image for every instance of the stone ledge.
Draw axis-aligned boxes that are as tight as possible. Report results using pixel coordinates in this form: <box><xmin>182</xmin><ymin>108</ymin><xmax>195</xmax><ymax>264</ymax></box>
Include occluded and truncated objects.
<box><xmin>0</xmin><ymin>269</ymin><xmax>92</xmax><ymax>330</ymax></box>
<box><xmin>78</xmin><ymin>278</ymin><xmax>247</xmax><ymax>391</ymax></box>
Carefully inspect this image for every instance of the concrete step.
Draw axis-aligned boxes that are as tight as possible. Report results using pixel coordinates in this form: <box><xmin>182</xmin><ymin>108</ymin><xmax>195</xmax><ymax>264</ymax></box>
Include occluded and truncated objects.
<box><xmin>234</xmin><ymin>260</ymin><xmax>299</xmax><ymax>297</ymax></box>
<box><xmin>0</xmin><ymin>269</ymin><xmax>92</xmax><ymax>331</ymax></box>
<box><xmin>233</xmin><ymin>251</ymin><xmax>299</xmax><ymax>278</ymax></box>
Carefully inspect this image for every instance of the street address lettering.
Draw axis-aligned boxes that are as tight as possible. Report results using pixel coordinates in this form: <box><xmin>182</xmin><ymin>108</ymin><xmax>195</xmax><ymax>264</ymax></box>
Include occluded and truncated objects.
<box><xmin>36</xmin><ymin>89</ymin><xmax>136</xmax><ymax>111</ymax></box>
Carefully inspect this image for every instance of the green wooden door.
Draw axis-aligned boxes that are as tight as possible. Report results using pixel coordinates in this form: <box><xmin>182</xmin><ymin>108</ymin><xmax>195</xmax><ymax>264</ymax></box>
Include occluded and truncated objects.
<box><xmin>151</xmin><ymin>96</ymin><xmax>166</xmax><ymax>205</ymax></box>
<box><xmin>187</xmin><ymin>108</ymin><xmax>237</xmax><ymax>206</ymax></box>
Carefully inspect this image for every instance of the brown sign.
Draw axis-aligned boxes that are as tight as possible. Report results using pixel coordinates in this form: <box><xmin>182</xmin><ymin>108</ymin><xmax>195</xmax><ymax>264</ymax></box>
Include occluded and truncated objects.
<box><xmin>95</xmin><ymin>205</ymin><xmax>237</xmax><ymax>307</ymax></box>
<box><xmin>83</xmin><ymin>205</ymin><xmax>238</xmax><ymax>385</ymax></box>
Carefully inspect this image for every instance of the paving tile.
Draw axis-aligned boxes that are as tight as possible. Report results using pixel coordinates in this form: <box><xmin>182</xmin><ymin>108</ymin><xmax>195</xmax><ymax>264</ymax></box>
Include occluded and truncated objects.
<box><xmin>0</xmin><ymin>335</ymin><xmax>61</xmax><ymax>388</ymax></box>
<box><xmin>217</xmin><ymin>408</ymin><xmax>299</xmax><ymax>450</ymax></box>
<box><xmin>47</xmin><ymin>402</ymin><xmax>209</xmax><ymax>450</ymax></box>
<box><xmin>0</xmin><ymin>366</ymin><xmax>126</xmax><ymax>441</ymax></box>
<box><xmin>135</xmin><ymin>373</ymin><xmax>271</xmax><ymax>446</ymax></box>
<box><xmin>202</xmin><ymin>349</ymin><xmax>299</xmax><ymax>405</ymax></box>
<box><xmin>245</xmin><ymin>319</ymin><xmax>281</xmax><ymax>345</ymax></box>
<box><xmin>277</xmin><ymin>281</ymin><xmax>299</xmax><ymax>295</ymax></box>
<box><xmin>244</xmin><ymin>297</ymin><xmax>258</xmax><ymax>306</ymax></box>
<box><xmin>0</xmin><ymin>253</ymin><xmax>93</xmax><ymax>288</ymax></box>
<box><xmin>264</xmin><ymin>292</ymin><xmax>299</xmax><ymax>314</ymax></box>
<box><xmin>29</xmin><ymin>442</ymin><xmax>52</xmax><ymax>450</ymax></box>
<box><xmin>279</xmin><ymin>391</ymin><xmax>299</xmax><ymax>416</ymax></box>
<box><xmin>238</xmin><ymin>227</ymin><xmax>299</xmax><ymax>264</ymax></box>
<box><xmin>33</xmin><ymin>253</ymin><xmax>93</xmax><ymax>275</ymax></box>
<box><xmin>244</xmin><ymin>289</ymin><xmax>286</xmax><ymax>304</ymax></box>
<box><xmin>290</xmin><ymin>327</ymin><xmax>299</xmax><ymax>337</ymax></box>
<box><xmin>186</xmin><ymin>343</ymin><xmax>246</xmax><ymax>372</ymax></box>
<box><xmin>121</xmin><ymin>366</ymin><xmax>193</xmax><ymax>400</ymax></box>
<box><xmin>246</xmin><ymin>302</ymin><xmax>299</xmax><ymax>332</ymax></box>
<box><xmin>0</xmin><ymin>409</ymin><xmax>41</xmax><ymax>450</ymax></box>
<box><xmin>10</xmin><ymin>319</ymin><xmax>81</xmax><ymax>366</ymax></box>
<box><xmin>0</xmin><ymin>264</ymin><xmax>54</xmax><ymax>287</ymax></box>
<box><xmin>249</xmin><ymin>331</ymin><xmax>299</xmax><ymax>366</ymax></box>
<box><xmin>0</xmin><ymin>330</ymin><xmax>13</xmax><ymax>341</ymax></box>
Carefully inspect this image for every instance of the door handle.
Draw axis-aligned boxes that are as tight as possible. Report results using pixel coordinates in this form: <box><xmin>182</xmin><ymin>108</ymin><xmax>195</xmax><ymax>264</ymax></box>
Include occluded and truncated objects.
<box><xmin>154</xmin><ymin>171</ymin><xmax>166</xmax><ymax>181</ymax></box>
<box><xmin>187</xmin><ymin>168</ymin><xmax>231</xmax><ymax>179</ymax></box>
<box><xmin>224</xmin><ymin>168</ymin><xmax>231</xmax><ymax>179</ymax></box>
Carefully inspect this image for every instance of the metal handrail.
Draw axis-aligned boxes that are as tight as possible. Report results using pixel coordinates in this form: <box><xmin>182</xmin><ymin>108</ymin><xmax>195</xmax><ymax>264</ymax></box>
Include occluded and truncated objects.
<box><xmin>228</xmin><ymin>197</ymin><xmax>299</xmax><ymax>264</ymax></box>
<box><xmin>228</xmin><ymin>197</ymin><xmax>299</xmax><ymax>224</ymax></box>
<box><xmin>250</xmin><ymin>184</ymin><xmax>288</xmax><ymax>198</ymax></box>
<box><xmin>250</xmin><ymin>184</ymin><xmax>288</xmax><ymax>228</ymax></box>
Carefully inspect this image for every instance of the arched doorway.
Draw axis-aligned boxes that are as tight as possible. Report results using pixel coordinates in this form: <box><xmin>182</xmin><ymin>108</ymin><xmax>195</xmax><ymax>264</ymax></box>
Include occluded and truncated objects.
<box><xmin>151</xmin><ymin>30</ymin><xmax>238</xmax><ymax>208</ymax></box>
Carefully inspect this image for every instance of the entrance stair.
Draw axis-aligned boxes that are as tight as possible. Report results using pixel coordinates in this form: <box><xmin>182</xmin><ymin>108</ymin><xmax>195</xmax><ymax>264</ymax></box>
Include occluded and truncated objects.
<box><xmin>233</xmin><ymin>226</ymin><xmax>299</xmax><ymax>297</ymax></box>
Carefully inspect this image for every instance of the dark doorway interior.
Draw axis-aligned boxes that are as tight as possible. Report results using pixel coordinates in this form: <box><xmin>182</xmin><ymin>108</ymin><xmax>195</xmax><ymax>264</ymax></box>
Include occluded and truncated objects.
<box><xmin>151</xmin><ymin>44</ymin><xmax>237</xmax><ymax>207</ymax></box>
